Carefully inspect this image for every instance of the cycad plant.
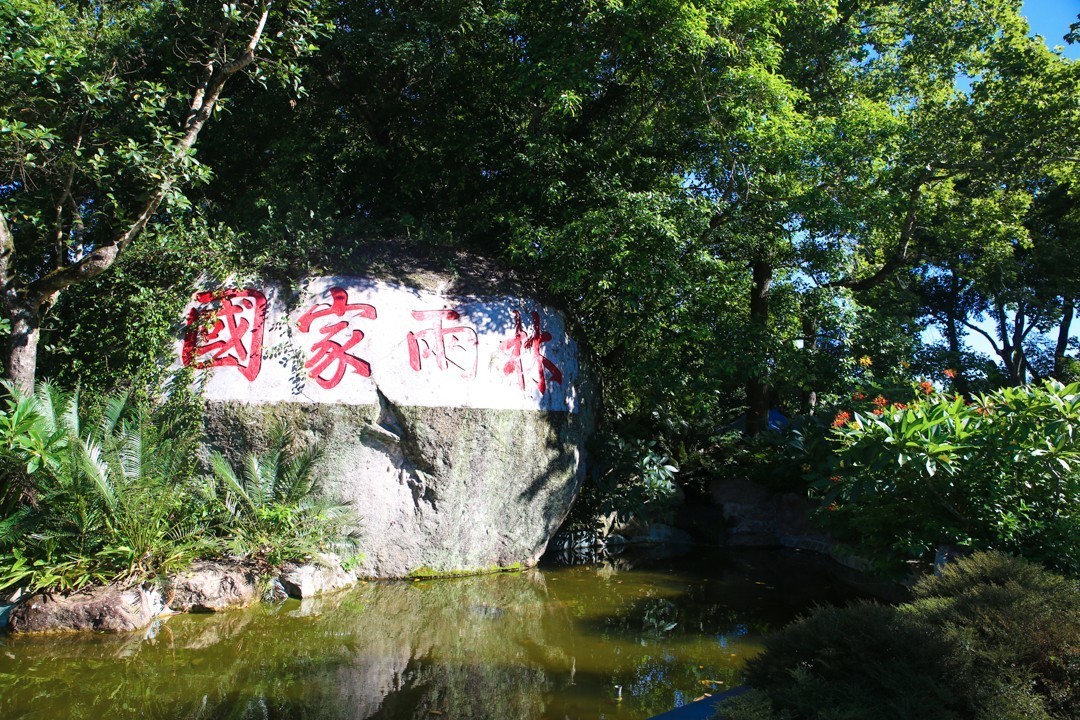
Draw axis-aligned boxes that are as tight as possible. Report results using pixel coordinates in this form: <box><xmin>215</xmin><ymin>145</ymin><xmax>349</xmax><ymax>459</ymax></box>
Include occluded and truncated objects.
<box><xmin>209</xmin><ymin>423</ymin><xmax>361</xmax><ymax>571</ymax></box>
<box><xmin>0</xmin><ymin>382</ymin><xmax>216</xmax><ymax>592</ymax></box>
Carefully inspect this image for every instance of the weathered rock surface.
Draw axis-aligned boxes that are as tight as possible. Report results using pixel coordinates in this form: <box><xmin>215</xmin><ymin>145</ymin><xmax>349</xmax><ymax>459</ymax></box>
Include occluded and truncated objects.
<box><xmin>0</xmin><ymin>587</ymin><xmax>22</xmax><ymax>630</ymax></box>
<box><xmin>7</xmin><ymin>585</ymin><xmax>163</xmax><ymax>634</ymax></box>
<box><xmin>187</xmin><ymin>262</ymin><xmax>595</xmax><ymax>579</ymax></box>
<box><xmin>164</xmin><ymin>562</ymin><xmax>259</xmax><ymax>612</ymax></box>
<box><xmin>206</xmin><ymin>400</ymin><xmax>591</xmax><ymax>578</ymax></box>
<box><xmin>279</xmin><ymin>554</ymin><xmax>358</xmax><ymax>599</ymax></box>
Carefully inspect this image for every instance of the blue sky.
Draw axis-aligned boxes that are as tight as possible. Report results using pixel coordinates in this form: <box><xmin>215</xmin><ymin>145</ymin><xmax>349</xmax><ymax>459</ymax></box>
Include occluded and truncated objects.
<box><xmin>1023</xmin><ymin>0</ymin><xmax>1080</xmax><ymax>58</ymax></box>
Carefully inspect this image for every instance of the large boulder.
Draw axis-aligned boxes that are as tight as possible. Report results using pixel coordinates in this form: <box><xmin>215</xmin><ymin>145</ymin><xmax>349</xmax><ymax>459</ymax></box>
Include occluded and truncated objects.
<box><xmin>7</xmin><ymin>585</ymin><xmax>163</xmax><ymax>634</ymax></box>
<box><xmin>179</xmin><ymin>253</ymin><xmax>594</xmax><ymax>578</ymax></box>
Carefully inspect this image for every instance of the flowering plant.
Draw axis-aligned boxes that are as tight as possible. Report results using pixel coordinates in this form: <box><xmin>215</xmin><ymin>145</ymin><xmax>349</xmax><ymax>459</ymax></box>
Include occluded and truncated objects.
<box><xmin>816</xmin><ymin>380</ymin><xmax>1080</xmax><ymax>573</ymax></box>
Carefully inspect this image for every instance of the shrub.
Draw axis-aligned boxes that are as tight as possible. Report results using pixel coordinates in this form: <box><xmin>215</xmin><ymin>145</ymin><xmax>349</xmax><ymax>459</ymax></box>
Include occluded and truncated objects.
<box><xmin>0</xmin><ymin>383</ymin><xmax>362</xmax><ymax>593</ymax></box>
<box><xmin>819</xmin><ymin>380</ymin><xmax>1080</xmax><ymax>573</ymax></box>
<box><xmin>726</xmin><ymin>602</ymin><xmax>968</xmax><ymax>720</ymax></box>
<box><xmin>0</xmin><ymin>382</ymin><xmax>216</xmax><ymax>592</ymax></box>
<box><xmin>209</xmin><ymin>423</ymin><xmax>361</xmax><ymax>571</ymax></box>
<box><xmin>721</xmin><ymin>552</ymin><xmax>1080</xmax><ymax>720</ymax></box>
<box><xmin>906</xmin><ymin>552</ymin><xmax>1080</xmax><ymax>719</ymax></box>
<box><xmin>574</xmin><ymin>433</ymin><xmax>682</xmax><ymax>528</ymax></box>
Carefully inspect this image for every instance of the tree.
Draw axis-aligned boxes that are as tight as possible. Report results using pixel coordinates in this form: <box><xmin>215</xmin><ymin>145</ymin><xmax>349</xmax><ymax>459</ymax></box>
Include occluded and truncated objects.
<box><xmin>689</xmin><ymin>0</ymin><xmax>1080</xmax><ymax>430</ymax></box>
<box><xmin>0</xmin><ymin>0</ymin><xmax>326</xmax><ymax>389</ymax></box>
<box><xmin>190</xmin><ymin>0</ymin><xmax>796</xmax><ymax>425</ymax></box>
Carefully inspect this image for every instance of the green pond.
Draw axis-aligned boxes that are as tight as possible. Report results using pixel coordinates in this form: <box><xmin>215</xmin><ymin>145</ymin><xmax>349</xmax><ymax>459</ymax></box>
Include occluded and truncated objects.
<box><xmin>0</xmin><ymin>548</ymin><xmax>871</xmax><ymax>720</ymax></box>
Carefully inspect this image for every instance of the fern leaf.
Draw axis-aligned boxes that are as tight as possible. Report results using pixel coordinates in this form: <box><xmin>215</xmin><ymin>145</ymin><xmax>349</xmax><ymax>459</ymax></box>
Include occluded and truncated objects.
<box><xmin>99</xmin><ymin>389</ymin><xmax>133</xmax><ymax>439</ymax></box>
<box><xmin>78</xmin><ymin>437</ymin><xmax>118</xmax><ymax>513</ymax></box>
<box><xmin>211</xmin><ymin>451</ymin><xmax>255</xmax><ymax>515</ymax></box>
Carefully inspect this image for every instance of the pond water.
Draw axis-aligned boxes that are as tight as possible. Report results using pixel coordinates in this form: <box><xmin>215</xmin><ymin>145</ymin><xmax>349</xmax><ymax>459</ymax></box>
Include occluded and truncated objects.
<box><xmin>0</xmin><ymin>548</ymin><xmax>871</xmax><ymax>720</ymax></box>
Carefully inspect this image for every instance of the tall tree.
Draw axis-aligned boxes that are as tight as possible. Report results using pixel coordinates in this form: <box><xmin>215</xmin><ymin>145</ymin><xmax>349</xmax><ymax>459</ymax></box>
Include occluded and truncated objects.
<box><xmin>0</xmin><ymin>0</ymin><xmax>326</xmax><ymax>388</ymax></box>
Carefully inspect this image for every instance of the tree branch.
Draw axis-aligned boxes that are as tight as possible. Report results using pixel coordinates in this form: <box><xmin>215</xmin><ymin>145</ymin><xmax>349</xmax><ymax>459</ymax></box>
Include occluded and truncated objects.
<box><xmin>958</xmin><ymin>316</ymin><xmax>1002</xmax><ymax>356</ymax></box>
<box><xmin>24</xmin><ymin>2</ymin><xmax>273</xmax><ymax>303</ymax></box>
<box><xmin>827</xmin><ymin>181</ymin><xmax>924</xmax><ymax>292</ymax></box>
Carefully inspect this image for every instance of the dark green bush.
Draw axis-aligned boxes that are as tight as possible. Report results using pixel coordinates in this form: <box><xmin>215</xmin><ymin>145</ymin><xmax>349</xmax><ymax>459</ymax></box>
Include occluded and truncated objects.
<box><xmin>722</xmin><ymin>552</ymin><xmax>1080</xmax><ymax>720</ymax></box>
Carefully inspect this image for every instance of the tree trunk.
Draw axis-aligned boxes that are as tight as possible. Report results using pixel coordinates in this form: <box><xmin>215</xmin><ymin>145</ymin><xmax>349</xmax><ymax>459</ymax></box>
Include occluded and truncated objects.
<box><xmin>801</xmin><ymin>313</ymin><xmax>819</xmax><ymax>415</ymax></box>
<box><xmin>746</xmin><ymin>259</ymin><xmax>772</xmax><ymax>437</ymax></box>
<box><xmin>1054</xmin><ymin>298</ymin><xmax>1074</xmax><ymax>378</ymax></box>
<box><xmin>7</xmin><ymin>302</ymin><xmax>41</xmax><ymax>393</ymax></box>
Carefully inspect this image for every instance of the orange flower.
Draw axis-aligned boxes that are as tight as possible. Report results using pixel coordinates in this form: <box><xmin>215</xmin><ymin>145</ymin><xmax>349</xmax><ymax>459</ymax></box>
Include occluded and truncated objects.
<box><xmin>832</xmin><ymin>410</ymin><xmax>852</xmax><ymax>428</ymax></box>
<box><xmin>919</xmin><ymin>381</ymin><xmax>934</xmax><ymax>395</ymax></box>
<box><xmin>830</xmin><ymin>476</ymin><xmax>842</xmax><ymax>484</ymax></box>
<box><xmin>892</xmin><ymin>402</ymin><xmax>907</xmax><ymax>410</ymax></box>
<box><xmin>826</xmin><ymin>503</ymin><xmax>839</xmax><ymax>512</ymax></box>
<box><xmin>872</xmin><ymin>408</ymin><xmax>884</xmax><ymax>415</ymax></box>
<box><xmin>944</xmin><ymin>368</ymin><xmax>958</xmax><ymax>379</ymax></box>
<box><xmin>872</xmin><ymin>395</ymin><xmax>888</xmax><ymax>407</ymax></box>
<box><xmin>852</xmin><ymin>392</ymin><xmax>866</xmax><ymax>401</ymax></box>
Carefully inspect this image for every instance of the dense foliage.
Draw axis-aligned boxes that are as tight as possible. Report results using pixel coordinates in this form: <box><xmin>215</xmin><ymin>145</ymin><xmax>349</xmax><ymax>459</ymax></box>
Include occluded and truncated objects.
<box><xmin>0</xmin><ymin>383</ymin><xmax>359</xmax><ymax>592</ymax></box>
<box><xmin>5</xmin><ymin>1</ymin><xmax>1073</xmax><ymax>438</ymax></box>
<box><xmin>723</xmin><ymin>552</ymin><xmax>1080</xmax><ymax>720</ymax></box>
<box><xmin>0</xmin><ymin>0</ymin><xmax>328</xmax><ymax>387</ymax></box>
<box><xmin>817</xmin><ymin>380</ymin><xmax>1080</xmax><ymax>574</ymax></box>
<box><xmin>2</xmin><ymin>1</ymin><xmax>1079</xmax><ymax>559</ymax></box>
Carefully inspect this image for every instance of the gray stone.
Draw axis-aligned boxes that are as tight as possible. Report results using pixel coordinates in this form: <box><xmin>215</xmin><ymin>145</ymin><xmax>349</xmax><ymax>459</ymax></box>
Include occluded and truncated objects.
<box><xmin>164</xmin><ymin>561</ymin><xmax>258</xmax><ymax>612</ymax></box>
<box><xmin>182</xmin><ymin>250</ymin><xmax>595</xmax><ymax>581</ymax></box>
<box><xmin>7</xmin><ymin>584</ymin><xmax>162</xmax><ymax>634</ymax></box>
<box><xmin>0</xmin><ymin>587</ymin><xmax>23</xmax><ymax>630</ymax></box>
<box><xmin>279</xmin><ymin>554</ymin><xmax>358</xmax><ymax>599</ymax></box>
<box><xmin>204</xmin><ymin>390</ymin><xmax>592</xmax><ymax>579</ymax></box>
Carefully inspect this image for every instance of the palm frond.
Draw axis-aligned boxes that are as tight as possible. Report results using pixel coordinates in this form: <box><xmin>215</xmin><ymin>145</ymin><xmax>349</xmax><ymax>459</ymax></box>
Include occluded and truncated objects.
<box><xmin>99</xmin><ymin>389</ymin><xmax>133</xmax><ymax>439</ymax></box>
<box><xmin>279</xmin><ymin>442</ymin><xmax>322</xmax><ymax>504</ymax></box>
<box><xmin>60</xmin><ymin>387</ymin><xmax>80</xmax><ymax>438</ymax></box>
<box><xmin>78</xmin><ymin>437</ymin><xmax>118</xmax><ymax>513</ymax></box>
<box><xmin>243</xmin><ymin>451</ymin><xmax>268</xmax><ymax>507</ymax></box>
<box><xmin>31</xmin><ymin>380</ymin><xmax>66</xmax><ymax>436</ymax></box>
<box><xmin>211</xmin><ymin>451</ymin><xmax>255</xmax><ymax>516</ymax></box>
<box><xmin>114</xmin><ymin>421</ymin><xmax>143</xmax><ymax>486</ymax></box>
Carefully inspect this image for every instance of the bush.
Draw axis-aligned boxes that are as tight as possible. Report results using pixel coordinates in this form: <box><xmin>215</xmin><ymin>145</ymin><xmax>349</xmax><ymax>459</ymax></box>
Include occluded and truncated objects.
<box><xmin>209</xmin><ymin>423</ymin><xmax>361</xmax><ymax>571</ymax></box>
<box><xmin>0</xmin><ymin>382</ymin><xmax>362</xmax><ymax>592</ymax></box>
<box><xmin>0</xmin><ymin>382</ymin><xmax>216</xmax><ymax>592</ymax></box>
<box><xmin>722</xmin><ymin>552</ymin><xmax>1080</xmax><ymax>720</ymax></box>
<box><xmin>819</xmin><ymin>380</ymin><xmax>1080</xmax><ymax>573</ymax></box>
<box><xmin>906</xmin><ymin>553</ymin><xmax>1080</xmax><ymax>720</ymax></box>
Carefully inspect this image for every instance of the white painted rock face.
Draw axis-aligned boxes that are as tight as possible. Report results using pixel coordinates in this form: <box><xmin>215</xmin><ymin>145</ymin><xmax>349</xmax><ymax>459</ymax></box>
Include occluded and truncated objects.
<box><xmin>177</xmin><ymin>277</ymin><xmax>581</xmax><ymax>413</ymax></box>
<box><xmin>178</xmin><ymin>275</ymin><xmax>592</xmax><ymax>578</ymax></box>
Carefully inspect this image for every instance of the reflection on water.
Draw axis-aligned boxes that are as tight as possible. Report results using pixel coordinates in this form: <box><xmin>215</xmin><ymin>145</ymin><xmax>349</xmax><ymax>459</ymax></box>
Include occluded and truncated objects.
<box><xmin>0</xmin><ymin>549</ymin><xmax>868</xmax><ymax>720</ymax></box>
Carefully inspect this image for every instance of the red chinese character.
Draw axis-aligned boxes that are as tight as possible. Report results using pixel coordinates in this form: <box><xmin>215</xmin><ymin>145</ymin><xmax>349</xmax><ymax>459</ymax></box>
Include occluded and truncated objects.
<box><xmin>500</xmin><ymin>310</ymin><xmax>563</xmax><ymax>395</ymax></box>
<box><xmin>297</xmin><ymin>286</ymin><xmax>377</xmax><ymax>389</ymax></box>
<box><xmin>407</xmin><ymin>309</ymin><xmax>478</xmax><ymax>378</ymax></box>
<box><xmin>182</xmin><ymin>289</ymin><xmax>267</xmax><ymax>382</ymax></box>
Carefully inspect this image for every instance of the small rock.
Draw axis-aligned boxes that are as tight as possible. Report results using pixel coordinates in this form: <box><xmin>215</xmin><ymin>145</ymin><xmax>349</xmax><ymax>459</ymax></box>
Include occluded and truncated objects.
<box><xmin>278</xmin><ymin>554</ymin><xmax>357</xmax><ymax>599</ymax></box>
<box><xmin>7</xmin><ymin>585</ymin><xmax>161</xmax><ymax>634</ymax></box>
<box><xmin>164</xmin><ymin>562</ymin><xmax>258</xmax><ymax>612</ymax></box>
